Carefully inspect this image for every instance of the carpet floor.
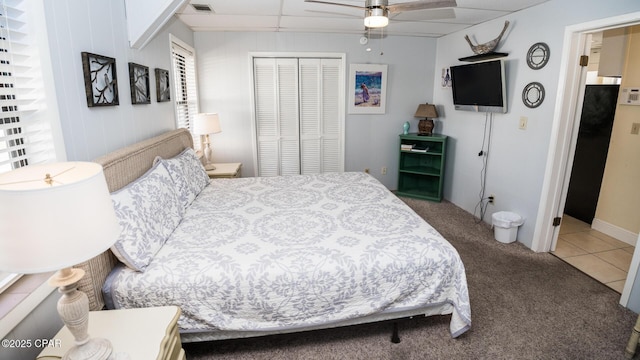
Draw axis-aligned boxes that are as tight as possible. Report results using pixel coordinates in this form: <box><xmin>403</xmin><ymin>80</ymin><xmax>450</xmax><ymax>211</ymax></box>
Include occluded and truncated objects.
<box><xmin>183</xmin><ymin>198</ymin><xmax>638</xmax><ymax>360</ymax></box>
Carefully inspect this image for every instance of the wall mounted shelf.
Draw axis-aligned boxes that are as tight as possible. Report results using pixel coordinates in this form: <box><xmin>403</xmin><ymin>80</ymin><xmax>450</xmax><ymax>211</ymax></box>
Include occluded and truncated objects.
<box><xmin>458</xmin><ymin>52</ymin><xmax>508</xmax><ymax>62</ymax></box>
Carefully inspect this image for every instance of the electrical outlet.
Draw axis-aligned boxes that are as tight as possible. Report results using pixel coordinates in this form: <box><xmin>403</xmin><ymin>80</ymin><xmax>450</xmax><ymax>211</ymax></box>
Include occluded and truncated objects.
<box><xmin>632</xmin><ymin>122</ymin><xmax>640</xmax><ymax>135</ymax></box>
<box><xmin>381</xmin><ymin>167</ymin><xmax>387</xmax><ymax>175</ymax></box>
<box><xmin>488</xmin><ymin>194</ymin><xmax>495</xmax><ymax>204</ymax></box>
<box><xmin>364</xmin><ymin>168</ymin><xmax>370</xmax><ymax>174</ymax></box>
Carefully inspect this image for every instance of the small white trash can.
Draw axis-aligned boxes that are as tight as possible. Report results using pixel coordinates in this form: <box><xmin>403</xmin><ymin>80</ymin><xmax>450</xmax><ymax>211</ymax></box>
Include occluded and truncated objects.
<box><xmin>492</xmin><ymin>211</ymin><xmax>524</xmax><ymax>244</ymax></box>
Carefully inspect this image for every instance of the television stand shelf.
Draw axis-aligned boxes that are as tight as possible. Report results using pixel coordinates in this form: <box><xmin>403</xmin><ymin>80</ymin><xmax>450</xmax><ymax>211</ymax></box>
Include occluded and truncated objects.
<box><xmin>396</xmin><ymin>133</ymin><xmax>447</xmax><ymax>202</ymax></box>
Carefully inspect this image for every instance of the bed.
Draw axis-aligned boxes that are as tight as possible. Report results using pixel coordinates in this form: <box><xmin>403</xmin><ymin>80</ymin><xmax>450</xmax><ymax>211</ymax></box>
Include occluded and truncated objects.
<box><xmin>76</xmin><ymin>128</ymin><xmax>471</xmax><ymax>343</ymax></box>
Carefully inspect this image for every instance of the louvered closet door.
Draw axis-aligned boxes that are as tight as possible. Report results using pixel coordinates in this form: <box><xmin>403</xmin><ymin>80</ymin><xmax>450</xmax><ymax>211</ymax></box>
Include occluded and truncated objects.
<box><xmin>254</xmin><ymin>57</ymin><xmax>343</xmax><ymax>177</ymax></box>
<box><xmin>299</xmin><ymin>58</ymin><xmax>342</xmax><ymax>174</ymax></box>
<box><xmin>254</xmin><ymin>58</ymin><xmax>300</xmax><ymax>176</ymax></box>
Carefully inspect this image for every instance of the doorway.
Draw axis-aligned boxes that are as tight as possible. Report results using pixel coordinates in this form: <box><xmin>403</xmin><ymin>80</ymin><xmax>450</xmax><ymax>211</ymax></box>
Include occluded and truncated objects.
<box><xmin>563</xmin><ymin>82</ymin><xmax>619</xmax><ymax>225</ymax></box>
<box><xmin>552</xmin><ymin>60</ymin><xmax>630</xmax><ymax>293</ymax></box>
<box><xmin>532</xmin><ymin>12</ymin><xmax>640</xmax><ymax>308</ymax></box>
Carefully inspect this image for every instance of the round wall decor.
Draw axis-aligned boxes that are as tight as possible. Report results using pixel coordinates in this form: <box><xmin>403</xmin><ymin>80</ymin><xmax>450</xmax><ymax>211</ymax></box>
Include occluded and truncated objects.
<box><xmin>526</xmin><ymin>42</ymin><xmax>550</xmax><ymax>70</ymax></box>
<box><xmin>522</xmin><ymin>82</ymin><xmax>545</xmax><ymax>108</ymax></box>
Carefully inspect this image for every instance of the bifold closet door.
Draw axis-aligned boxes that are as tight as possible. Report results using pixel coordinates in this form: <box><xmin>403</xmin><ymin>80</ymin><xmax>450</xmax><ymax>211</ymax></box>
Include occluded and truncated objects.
<box><xmin>253</xmin><ymin>57</ymin><xmax>343</xmax><ymax>177</ymax></box>
<box><xmin>299</xmin><ymin>58</ymin><xmax>342</xmax><ymax>174</ymax></box>
<box><xmin>254</xmin><ymin>58</ymin><xmax>300</xmax><ymax>177</ymax></box>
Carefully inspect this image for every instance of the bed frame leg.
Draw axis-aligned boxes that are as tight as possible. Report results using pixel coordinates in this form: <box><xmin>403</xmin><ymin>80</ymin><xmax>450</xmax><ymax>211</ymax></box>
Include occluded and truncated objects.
<box><xmin>391</xmin><ymin>322</ymin><xmax>401</xmax><ymax>343</ymax></box>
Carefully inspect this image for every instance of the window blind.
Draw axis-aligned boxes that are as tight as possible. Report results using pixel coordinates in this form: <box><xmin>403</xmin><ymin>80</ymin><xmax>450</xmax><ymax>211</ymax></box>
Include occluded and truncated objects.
<box><xmin>0</xmin><ymin>0</ymin><xmax>55</xmax><ymax>173</ymax></box>
<box><xmin>170</xmin><ymin>39</ymin><xmax>200</xmax><ymax>149</ymax></box>
<box><xmin>0</xmin><ymin>0</ymin><xmax>58</xmax><ymax>290</ymax></box>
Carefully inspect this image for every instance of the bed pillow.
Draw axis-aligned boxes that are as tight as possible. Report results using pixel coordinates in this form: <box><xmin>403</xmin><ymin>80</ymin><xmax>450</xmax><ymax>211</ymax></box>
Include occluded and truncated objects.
<box><xmin>154</xmin><ymin>147</ymin><xmax>210</xmax><ymax>210</ymax></box>
<box><xmin>110</xmin><ymin>161</ymin><xmax>183</xmax><ymax>271</ymax></box>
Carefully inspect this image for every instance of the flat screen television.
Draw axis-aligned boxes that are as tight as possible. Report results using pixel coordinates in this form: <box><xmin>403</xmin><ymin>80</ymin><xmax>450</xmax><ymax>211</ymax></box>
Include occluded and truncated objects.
<box><xmin>450</xmin><ymin>59</ymin><xmax>507</xmax><ymax>113</ymax></box>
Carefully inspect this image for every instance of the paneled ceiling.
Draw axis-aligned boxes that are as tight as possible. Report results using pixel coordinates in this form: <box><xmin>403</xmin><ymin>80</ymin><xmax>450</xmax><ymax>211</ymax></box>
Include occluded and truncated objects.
<box><xmin>176</xmin><ymin>0</ymin><xmax>550</xmax><ymax>37</ymax></box>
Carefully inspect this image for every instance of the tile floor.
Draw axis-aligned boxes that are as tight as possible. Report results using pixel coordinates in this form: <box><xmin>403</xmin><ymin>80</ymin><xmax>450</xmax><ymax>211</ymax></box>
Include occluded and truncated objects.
<box><xmin>552</xmin><ymin>215</ymin><xmax>634</xmax><ymax>293</ymax></box>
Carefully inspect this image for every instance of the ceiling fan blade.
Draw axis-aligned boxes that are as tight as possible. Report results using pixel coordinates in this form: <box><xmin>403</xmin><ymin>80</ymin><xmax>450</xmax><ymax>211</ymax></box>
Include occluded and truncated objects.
<box><xmin>388</xmin><ymin>8</ymin><xmax>456</xmax><ymax>21</ymax></box>
<box><xmin>305</xmin><ymin>9</ymin><xmax>362</xmax><ymax>18</ymax></box>
<box><xmin>304</xmin><ymin>0</ymin><xmax>365</xmax><ymax>10</ymax></box>
<box><xmin>387</xmin><ymin>0</ymin><xmax>457</xmax><ymax>13</ymax></box>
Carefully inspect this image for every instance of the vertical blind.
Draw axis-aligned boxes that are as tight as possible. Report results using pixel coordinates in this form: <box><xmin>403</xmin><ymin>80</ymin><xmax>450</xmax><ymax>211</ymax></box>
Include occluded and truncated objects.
<box><xmin>171</xmin><ymin>40</ymin><xmax>200</xmax><ymax>149</ymax></box>
<box><xmin>0</xmin><ymin>0</ymin><xmax>57</xmax><ymax>290</ymax></box>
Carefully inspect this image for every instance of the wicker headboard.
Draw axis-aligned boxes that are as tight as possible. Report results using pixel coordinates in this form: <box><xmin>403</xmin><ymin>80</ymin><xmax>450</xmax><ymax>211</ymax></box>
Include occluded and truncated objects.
<box><xmin>76</xmin><ymin>128</ymin><xmax>194</xmax><ymax>311</ymax></box>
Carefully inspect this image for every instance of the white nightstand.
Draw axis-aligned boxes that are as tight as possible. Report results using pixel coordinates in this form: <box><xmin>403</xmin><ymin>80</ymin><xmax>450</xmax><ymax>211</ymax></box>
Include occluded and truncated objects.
<box><xmin>37</xmin><ymin>306</ymin><xmax>185</xmax><ymax>360</ymax></box>
<box><xmin>206</xmin><ymin>162</ymin><xmax>242</xmax><ymax>179</ymax></box>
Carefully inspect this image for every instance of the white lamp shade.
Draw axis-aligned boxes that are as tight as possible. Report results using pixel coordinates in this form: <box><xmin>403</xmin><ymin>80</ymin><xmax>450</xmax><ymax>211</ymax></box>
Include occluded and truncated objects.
<box><xmin>192</xmin><ymin>113</ymin><xmax>222</xmax><ymax>135</ymax></box>
<box><xmin>0</xmin><ymin>162</ymin><xmax>121</xmax><ymax>273</ymax></box>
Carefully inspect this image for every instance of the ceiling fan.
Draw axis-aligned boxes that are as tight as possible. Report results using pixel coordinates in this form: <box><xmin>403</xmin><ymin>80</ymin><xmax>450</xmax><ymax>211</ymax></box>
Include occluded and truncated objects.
<box><xmin>304</xmin><ymin>0</ymin><xmax>458</xmax><ymax>28</ymax></box>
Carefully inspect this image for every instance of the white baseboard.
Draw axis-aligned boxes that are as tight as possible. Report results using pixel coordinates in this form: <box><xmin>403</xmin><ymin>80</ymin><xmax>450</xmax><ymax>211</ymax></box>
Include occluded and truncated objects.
<box><xmin>591</xmin><ymin>218</ymin><xmax>638</xmax><ymax>246</ymax></box>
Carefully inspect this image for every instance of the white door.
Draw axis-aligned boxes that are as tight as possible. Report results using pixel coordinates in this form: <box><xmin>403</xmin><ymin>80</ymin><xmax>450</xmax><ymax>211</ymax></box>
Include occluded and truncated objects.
<box><xmin>254</xmin><ymin>58</ymin><xmax>300</xmax><ymax>176</ymax></box>
<box><xmin>299</xmin><ymin>58</ymin><xmax>342</xmax><ymax>174</ymax></box>
<box><xmin>253</xmin><ymin>56</ymin><xmax>344</xmax><ymax>176</ymax></box>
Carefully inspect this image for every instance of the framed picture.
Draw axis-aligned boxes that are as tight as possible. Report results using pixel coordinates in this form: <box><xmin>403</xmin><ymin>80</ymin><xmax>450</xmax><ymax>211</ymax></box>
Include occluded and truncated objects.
<box><xmin>81</xmin><ymin>52</ymin><xmax>119</xmax><ymax>107</ymax></box>
<box><xmin>155</xmin><ymin>68</ymin><xmax>171</xmax><ymax>102</ymax></box>
<box><xmin>128</xmin><ymin>63</ymin><xmax>150</xmax><ymax>104</ymax></box>
<box><xmin>348</xmin><ymin>64</ymin><xmax>387</xmax><ymax>114</ymax></box>
<box><xmin>441</xmin><ymin>67</ymin><xmax>452</xmax><ymax>88</ymax></box>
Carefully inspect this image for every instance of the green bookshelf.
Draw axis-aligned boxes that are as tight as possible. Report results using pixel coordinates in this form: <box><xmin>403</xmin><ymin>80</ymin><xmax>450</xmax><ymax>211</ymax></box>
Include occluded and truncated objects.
<box><xmin>396</xmin><ymin>133</ymin><xmax>447</xmax><ymax>202</ymax></box>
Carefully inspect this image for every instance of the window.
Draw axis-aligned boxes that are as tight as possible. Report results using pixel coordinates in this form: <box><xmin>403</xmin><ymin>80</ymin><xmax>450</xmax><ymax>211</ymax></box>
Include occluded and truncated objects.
<box><xmin>0</xmin><ymin>0</ymin><xmax>60</xmax><ymax>292</ymax></box>
<box><xmin>170</xmin><ymin>35</ymin><xmax>200</xmax><ymax>149</ymax></box>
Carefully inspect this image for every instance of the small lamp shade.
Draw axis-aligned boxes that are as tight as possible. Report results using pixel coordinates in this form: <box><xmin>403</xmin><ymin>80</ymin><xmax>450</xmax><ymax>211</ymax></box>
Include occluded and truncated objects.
<box><xmin>192</xmin><ymin>113</ymin><xmax>222</xmax><ymax>135</ymax></box>
<box><xmin>0</xmin><ymin>162</ymin><xmax>120</xmax><ymax>274</ymax></box>
<box><xmin>414</xmin><ymin>104</ymin><xmax>438</xmax><ymax>119</ymax></box>
<box><xmin>414</xmin><ymin>104</ymin><xmax>439</xmax><ymax>136</ymax></box>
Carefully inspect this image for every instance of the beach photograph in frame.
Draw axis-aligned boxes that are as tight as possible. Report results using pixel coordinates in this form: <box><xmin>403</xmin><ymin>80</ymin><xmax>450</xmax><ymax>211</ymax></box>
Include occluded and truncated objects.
<box><xmin>348</xmin><ymin>64</ymin><xmax>387</xmax><ymax>114</ymax></box>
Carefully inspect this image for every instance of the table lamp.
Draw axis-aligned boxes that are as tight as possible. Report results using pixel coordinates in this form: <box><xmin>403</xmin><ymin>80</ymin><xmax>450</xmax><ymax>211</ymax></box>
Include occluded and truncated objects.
<box><xmin>414</xmin><ymin>103</ymin><xmax>438</xmax><ymax>136</ymax></box>
<box><xmin>192</xmin><ymin>113</ymin><xmax>222</xmax><ymax>170</ymax></box>
<box><xmin>0</xmin><ymin>162</ymin><xmax>121</xmax><ymax>360</ymax></box>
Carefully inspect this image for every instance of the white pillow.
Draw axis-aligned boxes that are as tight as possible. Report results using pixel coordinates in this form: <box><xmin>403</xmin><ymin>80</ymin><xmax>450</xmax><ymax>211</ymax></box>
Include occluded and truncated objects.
<box><xmin>155</xmin><ymin>148</ymin><xmax>210</xmax><ymax>210</ymax></box>
<box><xmin>110</xmin><ymin>161</ymin><xmax>183</xmax><ymax>271</ymax></box>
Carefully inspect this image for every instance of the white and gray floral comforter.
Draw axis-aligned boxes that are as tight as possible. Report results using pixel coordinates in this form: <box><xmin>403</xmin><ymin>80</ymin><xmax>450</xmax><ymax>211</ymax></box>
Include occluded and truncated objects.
<box><xmin>103</xmin><ymin>172</ymin><xmax>471</xmax><ymax>338</ymax></box>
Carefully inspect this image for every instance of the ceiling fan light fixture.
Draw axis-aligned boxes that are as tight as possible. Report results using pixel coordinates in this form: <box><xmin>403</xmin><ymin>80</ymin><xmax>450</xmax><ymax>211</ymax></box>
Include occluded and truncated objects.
<box><xmin>364</xmin><ymin>8</ymin><xmax>388</xmax><ymax>28</ymax></box>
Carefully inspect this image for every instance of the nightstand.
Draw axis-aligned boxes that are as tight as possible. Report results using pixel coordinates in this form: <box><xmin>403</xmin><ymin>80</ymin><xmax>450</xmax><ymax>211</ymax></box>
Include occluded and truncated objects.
<box><xmin>37</xmin><ymin>306</ymin><xmax>185</xmax><ymax>360</ymax></box>
<box><xmin>206</xmin><ymin>162</ymin><xmax>242</xmax><ymax>178</ymax></box>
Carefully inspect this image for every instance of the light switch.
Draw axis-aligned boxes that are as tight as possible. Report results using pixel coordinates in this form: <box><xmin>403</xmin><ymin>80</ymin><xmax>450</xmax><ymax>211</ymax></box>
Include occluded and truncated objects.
<box><xmin>519</xmin><ymin>116</ymin><xmax>528</xmax><ymax>130</ymax></box>
<box><xmin>632</xmin><ymin>123</ymin><xmax>640</xmax><ymax>135</ymax></box>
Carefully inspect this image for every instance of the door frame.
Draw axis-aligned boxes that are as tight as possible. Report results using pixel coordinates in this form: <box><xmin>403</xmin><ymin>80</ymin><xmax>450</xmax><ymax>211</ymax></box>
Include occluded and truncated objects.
<box><xmin>532</xmin><ymin>12</ymin><xmax>640</xmax><ymax>307</ymax></box>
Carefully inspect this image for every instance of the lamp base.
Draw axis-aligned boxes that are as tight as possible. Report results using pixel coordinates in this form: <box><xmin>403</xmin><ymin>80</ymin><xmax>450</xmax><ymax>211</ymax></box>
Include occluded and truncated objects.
<box><xmin>63</xmin><ymin>338</ymin><xmax>112</xmax><ymax>360</ymax></box>
<box><xmin>202</xmin><ymin>137</ymin><xmax>216</xmax><ymax>171</ymax></box>
<box><xmin>50</xmin><ymin>268</ymin><xmax>114</xmax><ymax>360</ymax></box>
<box><xmin>418</xmin><ymin>119</ymin><xmax>435</xmax><ymax>136</ymax></box>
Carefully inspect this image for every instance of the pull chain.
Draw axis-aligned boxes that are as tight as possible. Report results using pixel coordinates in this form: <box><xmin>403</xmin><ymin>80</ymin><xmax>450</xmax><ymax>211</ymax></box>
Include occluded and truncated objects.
<box><xmin>380</xmin><ymin>26</ymin><xmax>384</xmax><ymax>56</ymax></box>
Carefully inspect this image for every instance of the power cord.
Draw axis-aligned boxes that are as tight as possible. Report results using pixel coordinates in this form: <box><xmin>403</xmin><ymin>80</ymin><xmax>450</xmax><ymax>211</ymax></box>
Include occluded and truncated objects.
<box><xmin>474</xmin><ymin>112</ymin><xmax>494</xmax><ymax>223</ymax></box>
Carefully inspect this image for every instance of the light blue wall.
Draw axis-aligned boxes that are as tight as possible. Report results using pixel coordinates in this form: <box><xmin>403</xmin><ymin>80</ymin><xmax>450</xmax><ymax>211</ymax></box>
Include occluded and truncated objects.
<box><xmin>195</xmin><ymin>32</ymin><xmax>437</xmax><ymax>189</ymax></box>
<box><xmin>43</xmin><ymin>0</ymin><xmax>194</xmax><ymax>162</ymax></box>
<box><xmin>432</xmin><ymin>0</ymin><xmax>640</xmax><ymax>250</ymax></box>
